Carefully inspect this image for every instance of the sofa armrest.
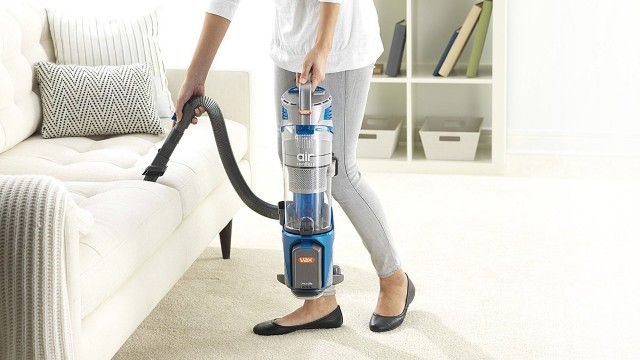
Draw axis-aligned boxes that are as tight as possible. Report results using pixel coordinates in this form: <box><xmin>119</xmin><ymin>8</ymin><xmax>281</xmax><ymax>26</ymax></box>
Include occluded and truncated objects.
<box><xmin>0</xmin><ymin>175</ymin><xmax>80</xmax><ymax>359</ymax></box>
<box><xmin>165</xmin><ymin>69</ymin><xmax>256</xmax><ymax>177</ymax></box>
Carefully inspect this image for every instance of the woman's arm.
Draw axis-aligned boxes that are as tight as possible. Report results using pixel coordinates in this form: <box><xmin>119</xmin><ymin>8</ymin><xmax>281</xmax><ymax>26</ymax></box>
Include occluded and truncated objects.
<box><xmin>298</xmin><ymin>2</ymin><xmax>341</xmax><ymax>90</ymax></box>
<box><xmin>176</xmin><ymin>13</ymin><xmax>231</xmax><ymax>122</ymax></box>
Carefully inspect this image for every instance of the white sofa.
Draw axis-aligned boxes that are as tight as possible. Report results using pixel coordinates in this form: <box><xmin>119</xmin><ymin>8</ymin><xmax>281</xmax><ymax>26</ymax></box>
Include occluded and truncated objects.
<box><xmin>0</xmin><ymin>3</ymin><xmax>255</xmax><ymax>359</ymax></box>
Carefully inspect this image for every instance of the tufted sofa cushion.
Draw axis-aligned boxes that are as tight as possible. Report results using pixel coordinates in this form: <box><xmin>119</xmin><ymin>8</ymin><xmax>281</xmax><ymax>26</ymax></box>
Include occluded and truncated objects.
<box><xmin>0</xmin><ymin>117</ymin><xmax>247</xmax><ymax>219</ymax></box>
<box><xmin>0</xmin><ymin>2</ymin><xmax>53</xmax><ymax>153</ymax></box>
<box><xmin>67</xmin><ymin>180</ymin><xmax>183</xmax><ymax>316</ymax></box>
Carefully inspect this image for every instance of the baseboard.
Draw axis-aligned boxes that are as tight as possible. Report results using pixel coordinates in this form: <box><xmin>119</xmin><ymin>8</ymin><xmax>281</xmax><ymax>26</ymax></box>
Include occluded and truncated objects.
<box><xmin>507</xmin><ymin>130</ymin><xmax>640</xmax><ymax>157</ymax></box>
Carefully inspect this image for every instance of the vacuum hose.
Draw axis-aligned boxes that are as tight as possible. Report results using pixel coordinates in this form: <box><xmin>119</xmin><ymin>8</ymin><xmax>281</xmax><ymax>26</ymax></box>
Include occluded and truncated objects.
<box><xmin>143</xmin><ymin>96</ymin><xmax>280</xmax><ymax>220</ymax></box>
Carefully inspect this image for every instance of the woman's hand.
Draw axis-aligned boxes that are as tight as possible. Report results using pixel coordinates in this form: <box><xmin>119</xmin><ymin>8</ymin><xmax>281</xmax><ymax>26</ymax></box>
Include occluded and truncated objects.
<box><xmin>297</xmin><ymin>2</ymin><xmax>339</xmax><ymax>91</ymax></box>
<box><xmin>174</xmin><ymin>76</ymin><xmax>206</xmax><ymax>127</ymax></box>
<box><xmin>174</xmin><ymin>13</ymin><xmax>232</xmax><ymax>128</ymax></box>
<box><xmin>297</xmin><ymin>45</ymin><xmax>330</xmax><ymax>92</ymax></box>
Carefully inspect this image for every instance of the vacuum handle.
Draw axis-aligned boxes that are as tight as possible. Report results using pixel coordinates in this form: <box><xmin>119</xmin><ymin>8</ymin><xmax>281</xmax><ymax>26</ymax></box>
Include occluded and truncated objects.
<box><xmin>299</xmin><ymin>82</ymin><xmax>313</xmax><ymax>125</ymax></box>
<box><xmin>175</xmin><ymin>103</ymin><xmax>198</xmax><ymax>132</ymax></box>
<box><xmin>164</xmin><ymin>104</ymin><xmax>197</xmax><ymax>149</ymax></box>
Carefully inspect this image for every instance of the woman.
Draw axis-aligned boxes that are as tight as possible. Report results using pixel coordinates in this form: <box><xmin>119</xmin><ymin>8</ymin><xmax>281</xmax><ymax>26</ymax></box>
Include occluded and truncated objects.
<box><xmin>175</xmin><ymin>0</ymin><xmax>415</xmax><ymax>334</ymax></box>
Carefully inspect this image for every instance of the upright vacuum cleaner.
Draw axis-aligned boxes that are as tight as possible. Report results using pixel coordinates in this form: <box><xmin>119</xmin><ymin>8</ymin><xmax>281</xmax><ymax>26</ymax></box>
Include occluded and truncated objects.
<box><xmin>143</xmin><ymin>83</ymin><xmax>343</xmax><ymax>299</ymax></box>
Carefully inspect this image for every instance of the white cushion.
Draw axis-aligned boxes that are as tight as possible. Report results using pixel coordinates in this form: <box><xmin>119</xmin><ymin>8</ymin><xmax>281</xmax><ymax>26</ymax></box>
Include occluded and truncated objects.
<box><xmin>65</xmin><ymin>180</ymin><xmax>183</xmax><ymax>317</ymax></box>
<box><xmin>0</xmin><ymin>117</ymin><xmax>248</xmax><ymax>219</ymax></box>
<box><xmin>46</xmin><ymin>8</ymin><xmax>174</xmax><ymax>117</ymax></box>
<box><xmin>0</xmin><ymin>3</ymin><xmax>54</xmax><ymax>154</ymax></box>
<box><xmin>35</xmin><ymin>62</ymin><xmax>164</xmax><ymax>138</ymax></box>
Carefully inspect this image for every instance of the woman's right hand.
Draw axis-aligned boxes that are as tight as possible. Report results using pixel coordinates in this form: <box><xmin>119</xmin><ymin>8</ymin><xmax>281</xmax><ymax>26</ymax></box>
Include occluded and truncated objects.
<box><xmin>174</xmin><ymin>76</ymin><xmax>206</xmax><ymax>127</ymax></box>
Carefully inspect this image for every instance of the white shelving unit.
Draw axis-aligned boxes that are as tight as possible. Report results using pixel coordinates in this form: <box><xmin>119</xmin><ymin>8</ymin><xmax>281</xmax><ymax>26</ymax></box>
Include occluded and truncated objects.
<box><xmin>360</xmin><ymin>0</ymin><xmax>506</xmax><ymax>174</ymax></box>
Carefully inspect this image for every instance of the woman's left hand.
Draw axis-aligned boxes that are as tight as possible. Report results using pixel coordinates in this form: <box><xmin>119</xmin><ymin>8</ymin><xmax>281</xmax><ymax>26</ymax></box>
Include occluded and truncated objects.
<box><xmin>297</xmin><ymin>45</ymin><xmax>330</xmax><ymax>91</ymax></box>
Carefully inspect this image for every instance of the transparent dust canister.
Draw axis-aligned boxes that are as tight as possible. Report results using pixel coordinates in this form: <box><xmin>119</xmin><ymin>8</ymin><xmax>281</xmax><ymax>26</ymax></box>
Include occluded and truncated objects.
<box><xmin>281</xmin><ymin>125</ymin><xmax>334</xmax><ymax>235</ymax></box>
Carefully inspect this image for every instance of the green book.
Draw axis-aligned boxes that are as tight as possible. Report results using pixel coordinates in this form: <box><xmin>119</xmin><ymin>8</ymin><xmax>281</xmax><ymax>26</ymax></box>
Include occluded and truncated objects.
<box><xmin>466</xmin><ymin>0</ymin><xmax>493</xmax><ymax>78</ymax></box>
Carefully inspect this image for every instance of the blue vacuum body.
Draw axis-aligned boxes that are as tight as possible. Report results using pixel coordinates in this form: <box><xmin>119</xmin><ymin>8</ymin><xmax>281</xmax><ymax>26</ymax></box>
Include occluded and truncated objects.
<box><xmin>277</xmin><ymin>84</ymin><xmax>343</xmax><ymax>299</ymax></box>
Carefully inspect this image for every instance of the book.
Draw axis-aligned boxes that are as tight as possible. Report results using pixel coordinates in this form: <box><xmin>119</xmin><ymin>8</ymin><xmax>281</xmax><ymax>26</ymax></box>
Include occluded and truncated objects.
<box><xmin>466</xmin><ymin>0</ymin><xmax>493</xmax><ymax>78</ymax></box>
<box><xmin>433</xmin><ymin>28</ymin><xmax>459</xmax><ymax>76</ymax></box>
<box><xmin>438</xmin><ymin>2</ymin><xmax>482</xmax><ymax>77</ymax></box>
<box><xmin>385</xmin><ymin>19</ymin><xmax>406</xmax><ymax>77</ymax></box>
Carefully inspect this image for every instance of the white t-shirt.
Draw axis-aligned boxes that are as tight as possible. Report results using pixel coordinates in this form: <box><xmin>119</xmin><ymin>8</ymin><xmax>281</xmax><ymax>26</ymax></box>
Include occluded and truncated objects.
<box><xmin>206</xmin><ymin>0</ymin><xmax>383</xmax><ymax>73</ymax></box>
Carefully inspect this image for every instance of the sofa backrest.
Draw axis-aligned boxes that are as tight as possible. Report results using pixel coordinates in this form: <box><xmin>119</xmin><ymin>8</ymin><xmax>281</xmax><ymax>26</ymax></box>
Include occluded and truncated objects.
<box><xmin>0</xmin><ymin>2</ymin><xmax>53</xmax><ymax>154</ymax></box>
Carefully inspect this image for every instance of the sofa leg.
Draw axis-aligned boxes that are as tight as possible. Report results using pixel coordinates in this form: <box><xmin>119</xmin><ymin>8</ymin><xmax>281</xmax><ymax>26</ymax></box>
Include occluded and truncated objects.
<box><xmin>219</xmin><ymin>220</ymin><xmax>233</xmax><ymax>259</ymax></box>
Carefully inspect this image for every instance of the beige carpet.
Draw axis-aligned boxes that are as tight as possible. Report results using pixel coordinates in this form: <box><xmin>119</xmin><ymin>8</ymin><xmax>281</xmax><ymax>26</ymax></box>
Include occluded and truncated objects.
<box><xmin>114</xmin><ymin>155</ymin><xmax>640</xmax><ymax>359</ymax></box>
<box><xmin>114</xmin><ymin>247</ymin><xmax>493</xmax><ymax>360</ymax></box>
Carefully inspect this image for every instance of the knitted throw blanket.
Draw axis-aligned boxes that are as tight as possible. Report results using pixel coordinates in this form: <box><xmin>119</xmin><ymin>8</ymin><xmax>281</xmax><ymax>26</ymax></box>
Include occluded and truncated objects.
<box><xmin>0</xmin><ymin>175</ymin><xmax>74</xmax><ymax>360</ymax></box>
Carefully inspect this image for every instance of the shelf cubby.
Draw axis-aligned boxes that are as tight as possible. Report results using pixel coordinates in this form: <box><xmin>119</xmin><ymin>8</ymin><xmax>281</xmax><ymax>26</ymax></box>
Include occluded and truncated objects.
<box><xmin>360</xmin><ymin>0</ymin><xmax>506</xmax><ymax>175</ymax></box>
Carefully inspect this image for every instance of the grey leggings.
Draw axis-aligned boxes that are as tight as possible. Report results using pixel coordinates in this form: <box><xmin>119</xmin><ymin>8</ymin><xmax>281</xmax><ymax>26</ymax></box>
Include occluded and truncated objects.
<box><xmin>274</xmin><ymin>65</ymin><xmax>402</xmax><ymax>292</ymax></box>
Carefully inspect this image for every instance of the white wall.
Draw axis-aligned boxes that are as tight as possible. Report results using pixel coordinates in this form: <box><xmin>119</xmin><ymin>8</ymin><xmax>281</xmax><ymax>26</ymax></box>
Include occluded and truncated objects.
<box><xmin>507</xmin><ymin>0</ymin><xmax>640</xmax><ymax>156</ymax></box>
<box><xmin>38</xmin><ymin>0</ymin><xmax>640</xmax><ymax>157</ymax></box>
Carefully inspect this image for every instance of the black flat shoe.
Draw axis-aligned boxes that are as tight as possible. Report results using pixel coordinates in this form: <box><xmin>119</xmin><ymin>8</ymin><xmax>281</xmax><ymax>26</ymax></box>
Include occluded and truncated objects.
<box><xmin>253</xmin><ymin>305</ymin><xmax>343</xmax><ymax>336</ymax></box>
<box><xmin>369</xmin><ymin>274</ymin><xmax>415</xmax><ymax>332</ymax></box>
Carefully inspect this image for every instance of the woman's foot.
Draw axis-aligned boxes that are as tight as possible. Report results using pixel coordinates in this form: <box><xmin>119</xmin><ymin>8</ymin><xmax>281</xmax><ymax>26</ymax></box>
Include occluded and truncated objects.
<box><xmin>274</xmin><ymin>295</ymin><xmax>338</xmax><ymax>326</ymax></box>
<box><xmin>370</xmin><ymin>271</ymin><xmax>415</xmax><ymax>332</ymax></box>
<box><xmin>375</xmin><ymin>270</ymin><xmax>408</xmax><ymax>316</ymax></box>
<box><xmin>253</xmin><ymin>296</ymin><xmax>342</xmax><ymax>335</ymax></box>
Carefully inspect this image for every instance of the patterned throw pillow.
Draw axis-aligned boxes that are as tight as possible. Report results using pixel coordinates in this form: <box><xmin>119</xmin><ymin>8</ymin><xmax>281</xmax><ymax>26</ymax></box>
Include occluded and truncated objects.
<box><xmin>35</xmin><ymin>62</ymin><xmax>164</xmax><ymax>139</ymax></box>
<box><xmin>46</xmin><ymin>8</ymin><xmax>174</xmax><ymax>118</ymax></box>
